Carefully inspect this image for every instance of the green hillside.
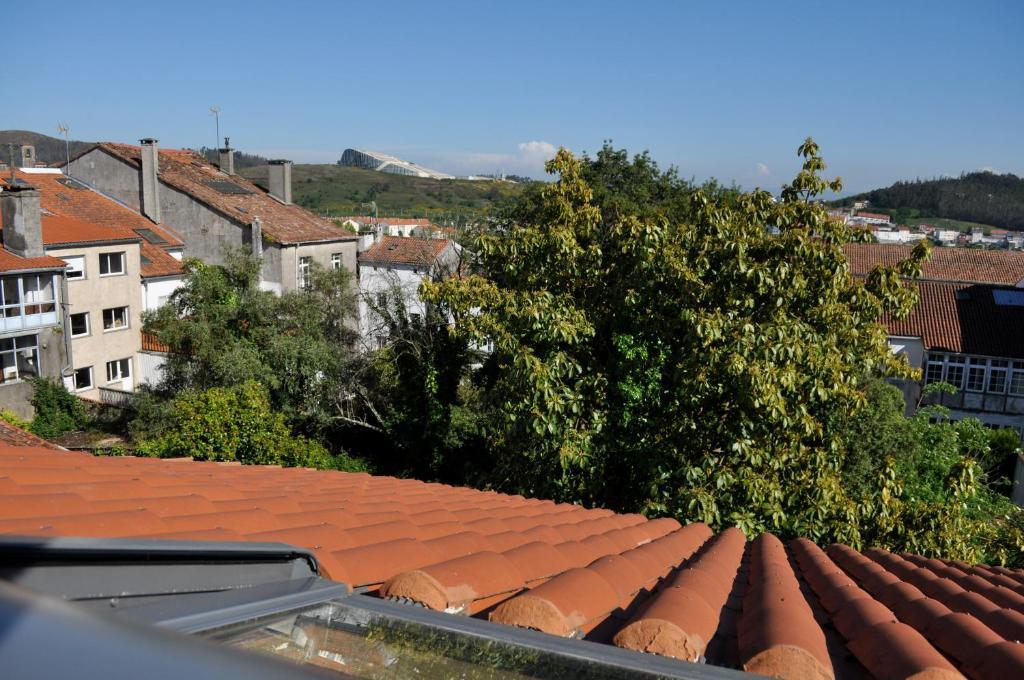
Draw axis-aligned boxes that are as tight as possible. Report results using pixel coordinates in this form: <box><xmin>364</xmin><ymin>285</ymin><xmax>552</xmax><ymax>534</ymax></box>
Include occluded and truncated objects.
<box><xmin>0</xmin><ymin>130</ymin><xmax>93</xmax><ymax>166</ymax></box>
<box><xmin>834</xmin><ymin>171</ymin><xmax>1024</xmax><ymax>231</ymax></box>
<box><xmin>240</xmin><ymin>164</ymin><xmax>528</xmax><ymax>223</ymax></box>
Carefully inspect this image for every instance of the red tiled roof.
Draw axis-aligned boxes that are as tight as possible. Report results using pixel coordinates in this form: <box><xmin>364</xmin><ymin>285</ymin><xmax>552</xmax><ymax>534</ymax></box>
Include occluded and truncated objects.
<box><xmin>0</xmin><ymin>248</ymin><xmax>67</xmax><ymax>274</ymax></box>
<box><xmin>92</xmin><ymin>143</ymin><xmax>356</xmax><ymax>246</ymax></box>
<box><xmin>358</xmin><ymin>235</ymin><xmax>451</xmax><ymax>267</ymax></box>
<box><xmin>3</xmin><ymin>170</ymin><xmax>183</xmax><ymax>278</ymax></box>
<box><xmin>141</xmin><ymin>332</ymin><xmax>170</xmax><ymax>353</ymax></box>
<box><xmin>883</xmin><ymin>281</ymin><xmax>1024</xmax><ymax>358</ymax></box>
<box><xmin>845</xmin><ymin>243</ymin><xmax>1024</xmax><ymax>285</ymax></box>
<box><xmin>2</xmin><ymin>443</ymin><xmax>1023</xmax><ymax>677</ymax></box>
<box><xmin>855</xmin><ymin>211</ymin><xmax>892</xmax><ymax>221</ymax></box>
<box><xmin>0</xmin><ymin>421</ymin><xmax>61</xmax><ymax>449</ymax></box>
<box><xmin>41</xmin><ymin>213</ymin><xmax>139</xmax><ymax>246</ymax></box>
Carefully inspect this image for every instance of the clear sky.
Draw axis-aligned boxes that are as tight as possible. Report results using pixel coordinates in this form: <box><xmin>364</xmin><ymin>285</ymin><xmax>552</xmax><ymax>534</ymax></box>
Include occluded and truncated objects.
<box><xmin>7</xmin><ymin>1</ymin><xmax>1022</xmax><ymax>193</ymax></box>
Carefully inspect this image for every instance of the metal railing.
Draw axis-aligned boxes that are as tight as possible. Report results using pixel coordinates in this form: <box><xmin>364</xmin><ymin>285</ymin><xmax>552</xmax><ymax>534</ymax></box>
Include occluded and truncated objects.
<box><xmin>97</xmin><ymin>386</ymin><xmax>133</xmax><ymax>408</ymax></box>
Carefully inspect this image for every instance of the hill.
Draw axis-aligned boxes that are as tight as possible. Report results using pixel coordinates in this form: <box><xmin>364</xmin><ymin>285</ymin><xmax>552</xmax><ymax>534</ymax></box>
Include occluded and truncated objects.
<box><xmin>240</xmin><ymin>164</ymin><xmax>528</xmax><ymax>223</ymax></box>
<box><xmin>834</xmin><ymin>171</ymin><xmax>1024</xmax><ymax>231</ymax></box>
<box><xmin>0</xmin><ymin>130</ymin><xmax>93</xmax><ymax>166</ymax></box>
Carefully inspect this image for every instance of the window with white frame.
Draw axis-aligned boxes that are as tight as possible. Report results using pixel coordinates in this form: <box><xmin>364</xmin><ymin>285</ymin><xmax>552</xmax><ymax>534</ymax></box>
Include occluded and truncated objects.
<box><xmin>63</xmin><ymin>255</ymin><xmax>85</xmax><ymax>280</ymax></box>
<box><xmin>925</xmin><ymin>354</ymin><xmax>945</xmax><ymax>384</ymax></box>
<box><xmin>298</xmin><ymin>256</ymin><xmax>312</xmax><ymax>290</ymax></box>
<box><xmin>988</xmin><ymin>360</ymin><xmax>1009</xmax><ymax>394</ymax></box>
<box><xmin>945</xmin><ymin>356</ymin><xmax>966</xmax><ymax>390</ymax></box>
<box><xmin>1010</xmin><ymin>361</ymin><xmax>1024</xmax><ymax>396</ymax></box>
<box><xmin>106</xmin><ymin>357</ymin><xmax>131</xmax><ymax>383</ymax></box>
<box><xmin>99</xmin><ymin>252</ymin><xmax>126</xmax><ymax>276</ymax></box>
<box><xmin>0</xmin><ymin>335</ymin><xmax>39</xmax><ymax>383</ymax></box>
<box><xmin>102</xmin><ymin>306</ymin><xmax>129</xmax><ymax>331</ymax></box>
<box><xmin>70</xmin><ymin>312</ymin><xmax>90</xmax><ymax>337</ymax></box>
<box><xmin>0</xmin><ymin>274</ymin><xmax>56</xmax><ymax>319</ymax></box>
<box><xmin>966</xmin><ymin>358</ymin><xmax>987</xmax><ymax>392</ymax></box>
<box><xmin>331</xmin><ymin>253</ymin><xmax>342</xmax><ymax>270</ymax></box>
<box><xmin>72</xmin><ymin>366</ymin><xmax>93</xmax><ymax>391</ymax></box>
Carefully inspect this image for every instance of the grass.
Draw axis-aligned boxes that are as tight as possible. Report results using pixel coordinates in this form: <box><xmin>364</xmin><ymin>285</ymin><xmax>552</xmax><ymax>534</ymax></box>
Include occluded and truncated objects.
<box><xmin>240</xmin><ymin>164</ymin><xmax>527</xmax><ymax>224</ymax></box>
<box><xmin>904</xmin><ymin>217</ymin><xmax>1003</xmax><ymax>234</ymax></box>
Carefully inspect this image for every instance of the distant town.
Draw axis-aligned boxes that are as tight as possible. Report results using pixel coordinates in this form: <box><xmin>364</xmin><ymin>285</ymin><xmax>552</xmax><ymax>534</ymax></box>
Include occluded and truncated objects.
<box><xmin>830</xmin><ymin>202</ymin><xmax>1024</xmax><ymax>249</ymax></box>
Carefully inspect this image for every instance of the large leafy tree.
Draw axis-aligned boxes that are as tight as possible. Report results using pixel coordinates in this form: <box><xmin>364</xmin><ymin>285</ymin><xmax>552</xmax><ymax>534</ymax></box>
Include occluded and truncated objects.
<box><xmin>424</xmin><ymin>139</ymin><xmax>929</xmax><ymax>544</ymax></box>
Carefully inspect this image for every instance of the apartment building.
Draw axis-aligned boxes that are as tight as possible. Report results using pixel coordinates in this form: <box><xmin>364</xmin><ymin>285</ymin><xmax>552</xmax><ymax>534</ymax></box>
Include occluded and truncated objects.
<box><xmin>0</xmin><ymin>186</ymin><xmax>70</xmax><ymax>418</ymax></box>
<box><xmin>67</xmin><ymin>140</ymin><xmax>358</xmax><ymax>294</ymax></box>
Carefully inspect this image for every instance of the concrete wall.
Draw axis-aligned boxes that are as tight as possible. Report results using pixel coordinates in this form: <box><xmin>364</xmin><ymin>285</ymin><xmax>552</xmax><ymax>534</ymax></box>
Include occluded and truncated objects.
<box><xmin>0</xmin><ymin>325</ymin><xmax>66</xmax><ymax>420</ymax></box>
<box><xmin>141</xmin><ymin>275</ymin><xmax>183</xmax><ymax>311</ymax></box>
<box><xmin>888</xmin><ymin>336</ymin><xmax>924</xmax><ymax>414</ymax></box>
<box><xmin>281</xmin><ymin>240</ymin><xmax>358</xmax><ymax>293</ymax></box>
<box><xmin>49</xmin><ymin>242</ymin><xmax>142</xmax><ymax>399</ymax></box>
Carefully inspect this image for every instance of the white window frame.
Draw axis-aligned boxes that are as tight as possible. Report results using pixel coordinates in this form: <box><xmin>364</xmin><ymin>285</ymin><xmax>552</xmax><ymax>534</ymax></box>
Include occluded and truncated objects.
<box><xmin>0</xmin><ymin>334</ymin><xmax>39</xmax><ymax>383</ymax></box>
<box><xmin>102</xmin><ymin>306</ymin><xmax>130</xmax><ymax>332</ymax></box>
<box><xmin>99</xmin><ymin>252</ymin><xmax>126</xmax><ymax>277</ymax></box>
<box><xmin>1010</xmin><ymin>361</ymin><xmax>1024</xmax><ymax>397</ymax></box>
<box><xmin>331</xmin><ymin>253</ymin><xmax>342</xmax><ymax>270</ymax></box>
<box><xmin>298</xmin><ymin>256</ymin><xmax>312</xmax><ymax>290</ymax></box>
<box><xmin>63</xmin><ymin>255</ymin><xmax>86</xmax><ymax>280</ymax></box>
<box><xmin>0</xmin><ymin>274</ymin><xmax>57</xmax><ymax>319</ymax></box>
<box><xmin>106</xmin><ymin>357</ymin><xmax>131</xmax><ymax>383</ymax></box>
<box><xmin>988</xmin><ymin>360</ymin><xmax>1009</xmax><ymax>395</ymax></box>
<box><xmin>69</xmin><ymin>312</ymin><xmax>90</xmax><ymax>338</ymax></box>
<box><xmin>72</xmin><ymin>366</ymin><xmax>93</xmax><ymax>392</ymax></box>
<box><xmin>965</xmin><ymin>358</ymin><xmax>987</xmax><ymax>393</ymax></box>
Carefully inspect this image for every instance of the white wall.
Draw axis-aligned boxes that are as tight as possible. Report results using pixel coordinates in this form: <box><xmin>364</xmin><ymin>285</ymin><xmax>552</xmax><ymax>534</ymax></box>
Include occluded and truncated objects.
<box><xmin>141</xmin><ymin>276</ymin><xmax>183</xmax><ymax>312</ymax></box>
<box><xmin>138</xmin><ymin>350</ymin><xmax>167</xmax><ymax>387</ymax></box>
<box><xmin>358</xmin><ymin>263</ymin><xmax>429</xmax><ymax>349</ymax></box>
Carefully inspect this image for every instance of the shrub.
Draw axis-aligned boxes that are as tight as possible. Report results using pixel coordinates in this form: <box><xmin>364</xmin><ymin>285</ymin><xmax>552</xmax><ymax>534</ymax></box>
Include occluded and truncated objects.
<box><xmin>27</xmin><ymin>378</ymin><xmax>90</xmax><ymax>439</ymax></box>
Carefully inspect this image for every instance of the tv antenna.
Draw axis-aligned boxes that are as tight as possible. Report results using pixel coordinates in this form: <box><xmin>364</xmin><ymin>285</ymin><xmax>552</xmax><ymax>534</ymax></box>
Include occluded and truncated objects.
<box><xmin>209</xmin><ymin>106</ymin><xmax>221</xmax><ymax>153</ymax></box>
<box><xmin>57</xmin><ymin>123</ymin><xmax>71</xmax><ymax>174</ymax></box>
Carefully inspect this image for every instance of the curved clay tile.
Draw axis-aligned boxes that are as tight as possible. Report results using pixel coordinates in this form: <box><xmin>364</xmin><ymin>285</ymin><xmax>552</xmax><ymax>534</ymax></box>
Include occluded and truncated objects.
<box><xmin>327</xmin><ymin>538</ymin><xmax>442</xmax><ymax>588</ymax></box>
<box><xmin>846</xmin><ymin>622</ymin><xmax>963</xmax><ymax>680</ymax></box>
<box><xmin>501</xmin><ymin>541</ymin><xmax>574</xmax><ymax>585</ymax></box>
<box><xmin>488</xmin><ymin>567</ymin><xmax>621</xmax><ymax>637</ymax></box>
<box><xmin>379</xmin><ymin>550</ymin><xmax>526</xmax><ymax>614</ymax></box>
<box><xmin>423</xmin><ymin>531</ymin><xmax>496</xmax><ymax>560</ymax></box>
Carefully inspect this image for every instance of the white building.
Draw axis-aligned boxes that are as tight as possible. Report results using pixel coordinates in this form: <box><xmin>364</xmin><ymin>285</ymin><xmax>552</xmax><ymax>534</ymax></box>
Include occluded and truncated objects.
<box><xmin>357</xmin><ymin>235</ymin><xmax>459</xmax><ymax>349</ymax></box>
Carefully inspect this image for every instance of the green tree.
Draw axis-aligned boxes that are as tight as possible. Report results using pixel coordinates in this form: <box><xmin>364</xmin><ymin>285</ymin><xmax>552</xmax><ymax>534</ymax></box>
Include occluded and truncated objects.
<box><xmin>27</xmin><ymin>377</ymin><xmax>90</xmax><ymax>439</ymax></box>
<box><xmin>137</xmin><ymin>380</ymin><xmax>365</xmax><ymax>470</ymax></box>
<box><xmin>424</xmin><ymin>139</ymin><xmax>929</xmax><ymax>545</ymax></box>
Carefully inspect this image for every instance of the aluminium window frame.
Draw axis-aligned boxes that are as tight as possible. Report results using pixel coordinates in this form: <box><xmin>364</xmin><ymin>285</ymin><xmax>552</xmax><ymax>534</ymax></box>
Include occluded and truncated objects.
<box><xmin>63</xmin><ymin>254</ymin><xmax>87</xmax><ymax>280</ymax></box>
<box><xmin>102</xmin><ymin>306</ymin><xmax>130</xmax><ymax>332</ymax></box>
<box><xmin>70</xmin><ymin>311</ymin><xmax>90</xmax><ymax>338</ymax></box>
<box><xmin>72</xmin><ymin>366</ymin><xmax>94</xmax><ymax>392</ymax></box>
<box><xmin>98</xmin><ymin>251</ymin><xmax>127</xmax><ymax>277</ymax></box>
<box><xmin>106</xmin><ymin>357</ymin><xmax>132</xmax><ymax>384</ymax></box>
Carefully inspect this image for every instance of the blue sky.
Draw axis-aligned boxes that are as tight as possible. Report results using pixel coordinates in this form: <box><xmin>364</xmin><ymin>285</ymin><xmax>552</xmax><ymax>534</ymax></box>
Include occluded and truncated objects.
<box><xmin>8</xmin><ymin>1</ymin><xmax>1022</xmax><ymax>193</ymax></box>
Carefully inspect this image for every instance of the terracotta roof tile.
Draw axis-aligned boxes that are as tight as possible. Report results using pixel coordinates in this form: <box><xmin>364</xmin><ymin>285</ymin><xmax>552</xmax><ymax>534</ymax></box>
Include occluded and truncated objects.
<box><xmin>358</xmin><ymin>235</ymin><xmax>451</xmax><ymax>267</ymax></box>
<box><xmin>882</xmin><ymin>281</ymin><xmax>1024</xmax><ymax>358</ymax></box>
<box><xmin>2</xmin><ymin>440</ymin><xmax>1023</xmax><ymax>677</ymax></box>
<box><xmin>0</xmin><ymin>421</ymin><xmax>62</xmax><ymax>449</ymax></box>
<box><xmin>93</xmin><ymin>143</ymin><xmax>355</xmax><ymax>246</ymax></box>
<box><xmin>0</xmin><ymin>247</ymin><xmax>69</xmax><ymax>274</ymax></box>
<box><xmin>845</xmin><ymin>242</ymin><xmax>1024</xmax><ymax>285</ymax></box>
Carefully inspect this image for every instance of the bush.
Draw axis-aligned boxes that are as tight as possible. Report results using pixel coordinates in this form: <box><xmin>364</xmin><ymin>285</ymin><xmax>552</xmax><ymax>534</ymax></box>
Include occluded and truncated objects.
<box><xmin>137</xmin><ymin>381</ymin><xmax>367</xmax><ymax>471</ymax></box>
<box><xmin>27</xmin><ymin>378</ymin><xmax>90</xmax><ymax>439</ymax></box>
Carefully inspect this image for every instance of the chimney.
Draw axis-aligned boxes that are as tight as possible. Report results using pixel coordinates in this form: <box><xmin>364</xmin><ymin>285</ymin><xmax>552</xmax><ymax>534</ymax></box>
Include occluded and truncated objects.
<box><xmin>19</xmin><ymin>145</ymin><xmax>36</xmax><ymax>168</ymax></box>
<box><xmin>268</xmin><ymin>159</ymin><xmax>292</xmax><ymax>204</ymax></box>
<box><xmin>1</xmin><ymin>185</ymin><xmax>45</xmax><ymax>258</ymax></box>
<box><xmin>139</xmin><ymin>138</ymin><xmax>162</xmax><ymax>223</ymax></box>
<box><xmin>250</xmin><ymin>218</ymin><xmax>263</xmax><ymax>258</ymax></box>
<box><xmin>218</xmin><ymin>136</ymin><xmax>234</xmax><ymax>175</ymax></box>
<box><xmin>357</xmin><ymin>227</ymin><xmax>376</xmax><ymax>252</ymax></box>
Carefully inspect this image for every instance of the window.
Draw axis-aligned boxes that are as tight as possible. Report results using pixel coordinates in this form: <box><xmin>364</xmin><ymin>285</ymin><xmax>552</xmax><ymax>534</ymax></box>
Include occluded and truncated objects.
<box><xmin>0</xmin><ymin>335</ymin><xmax>39</xmax><ymax>383</ymax></box>
<box><xmin>102</xmin><ymin>306</ymin><xmax>129</xmax><ymax>331</ymax></box>
<box><xmin>945</xmin><ymin>357</ymin><xmax>965</xmax><ymax>390</ymax></box>
<box><xmin>63</xmin><ymin>255</ymin><xmax>85</xmax><ymax>280</ymax></box>
<box><xmin>1010</xmin><ymin>362</ymin><xmax>1024</xmax><ymax>396</ymax></box>
<box><xmin>988</xmin><ymin>360</ymin><xmax>1009</xmax><ymax>394</ymax></box>
<box><xmin>298</xmin><ymin>256</ymin><xmax>312</xmax><ymax>290</ymax></box>
<box><xmin>331</xmin><ymin>253</ymin><xmax>342</xmax><ymax>270</ymax></box>
<box><xmin>966</xmin><ymin>358</ymin><xmax>987</xmax><ymax>392</ymax></box>
<box><xmin>72</xmin><ymin>366</ymin><xmax>93</xmax><ymax>391</ymax></box>
<box><xmin>106</xmin><ymin>358</ymin><xmax>131</xmax><ymax>383</ymax></box>
<box><xmin>99</xmin><ymin>252</ymin><xmax>125</xmax><ymax>276</ymax></box>
<box><xmin>70</xmin><ymin>312</ymin><xmax>90</xmax><ymax>337</ymax></box>
<box><xmin>925</xmin><ymin>354</ymin><xmax>945</xmax><ymax>384</ymax></box>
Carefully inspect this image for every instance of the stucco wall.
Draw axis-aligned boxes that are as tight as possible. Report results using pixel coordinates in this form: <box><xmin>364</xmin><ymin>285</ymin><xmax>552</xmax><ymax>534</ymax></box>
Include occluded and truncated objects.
<box><xmin>0</xmin><ymin>325</ymin><xmax>66</xmax><ymax>420</ymax></box>
<box><xmin>141</xmin><ymin>275</ymin><xmax>183</xmax><ymax>311</ymax></box>
<box><xmin>283</xmin><ymin>241</ymin><xmax>358</xmax><ymax>293</ymax></box>
<box><xmin>49</xmin><ymin>243</ymin><xmax>142</xmax><ymax>398</ymax></box>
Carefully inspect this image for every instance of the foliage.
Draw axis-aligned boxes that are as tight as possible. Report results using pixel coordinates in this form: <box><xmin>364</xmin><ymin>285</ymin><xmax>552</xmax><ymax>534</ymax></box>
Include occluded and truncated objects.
<box><xmin>424</xmin><ymin>139</ymin><xmax>931</xmax><ymax>547</ymax></box>
<box><xmin>137</xmin><ymin>381</ymin><xmax>366</xmax><ymax>470</ymax></box>
<box><xmin>835</xmin><ymin>171</ymin><xmax>1024</xmax><ymax>231</ymax></box>
<box><xmin>0</xmin><ymin>409</ymin><xmax>32</xmax><ymax>432</ymax></box>
<box><xmin>27</xmin><ymin>377</ymin><xmax>90</xmax><ymax>439</ymax></box>
<box><xmin>143</xmin><ymin>249</ymin><xmax>365</xmax><ymax>440</ymax></box>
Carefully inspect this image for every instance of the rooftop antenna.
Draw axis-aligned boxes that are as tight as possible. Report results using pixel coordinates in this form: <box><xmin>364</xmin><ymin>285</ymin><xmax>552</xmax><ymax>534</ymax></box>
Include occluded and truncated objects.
<box><xmin>57</xmin><ymin>123</ymin><xmax>71</xmax><ymax>175</ymax></box>
<box><xmin>209</xmin><ymin>106</ymin><xmax>221</xmax><ymax>155</ymax></box>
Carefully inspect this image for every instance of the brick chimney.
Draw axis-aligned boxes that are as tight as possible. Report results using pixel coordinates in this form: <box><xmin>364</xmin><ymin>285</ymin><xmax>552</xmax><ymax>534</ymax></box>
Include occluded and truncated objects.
<box><xmin>218</xmin><ymin>137</ymin><xmax>234</xmax><ymax>175</ymax></box>
<box><xmin>268</xmin><ymin>159</ymin><xmax>292</xmax><ymax>204</ymax></box>
<box><xmin>1</xmin><ymin>185</ymin><xmax>45</xmax><ymax>258</ymax></box>
<box><xmin>139</xmin><ymin>138</ymin><xmax>162</xmax><ymax>223</ymax></box>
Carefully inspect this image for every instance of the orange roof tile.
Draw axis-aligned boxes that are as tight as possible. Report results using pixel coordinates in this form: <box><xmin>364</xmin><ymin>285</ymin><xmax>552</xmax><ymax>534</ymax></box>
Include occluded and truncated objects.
<box><xmin>0</xmin><ymin>248</ymin><xmax>67</xmax><ymax>274</ymax></box>
<box><xmin>41</xmin><ymin>213</ymin><xmax>139</xmax><ymax>246</ymax></box>
<box><xmin>883</xmin><ymin>281</ymin><xmax>1024</xmax><ymax>358</ymax></box>
<box><xmin>1</xmin><ymin>434</ymin><xmax>1023</xmax><ymax>676</ymax></box>
<box><xmin>846</xmin><ymin>243</ymin><xmax>1024</xmax><ymax>285</ymax></box>
<box><xmin>358</xmin><ymin>235</ymin><xmax>452</xmax><ymax>267</ymax></box>
<box><xmin>0</xmin><ymin>421</ymin><xmax>61</xmax><ymax>449</ymax></box>
<box><xmin>91</xmin><ymin>143</ymin><xmax>356</xmax><ymax>246</ymax></box>
<box><xmin>4</xmin><ymin>170</ymin><xmax>183</xmax><ymax>278</ymax></box>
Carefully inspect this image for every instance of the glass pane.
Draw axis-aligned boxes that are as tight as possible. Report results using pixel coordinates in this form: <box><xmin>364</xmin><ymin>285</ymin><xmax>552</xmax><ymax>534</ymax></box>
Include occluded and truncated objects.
<box><xmin>989</xmin><ymin>369</ymin><xmax>1008</xmax><ymax>393</ymax></box>
<box><xmin>209</xmin><ymin>599</ymin><xmax>677</xmax><ymax>680</ymax></box>
<box><xmin>966</xmin><ymin>367</ymin><xmax>986</xmax><ymax>391</ymax></box>
<box><xmin>3</xmin><ymin>278</ymin><xmax>20</xmax><ymax>305</ymax></box>
<box><xmin>16</xmin><ymin>348</ymin><xmax>37</xmax><ymax>378</ymax></box>
<box><xmin>71</xmin><ymin>313</ymin><xmax>89</xmax><ymax>336</ymax></box>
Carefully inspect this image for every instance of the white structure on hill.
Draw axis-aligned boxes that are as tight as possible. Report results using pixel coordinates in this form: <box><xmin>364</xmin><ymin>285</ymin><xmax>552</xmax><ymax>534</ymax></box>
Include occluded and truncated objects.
<box><xmin>338</xmin><ymin>149</ymin><xmax>454</xmax><ymax>180</ymax></box>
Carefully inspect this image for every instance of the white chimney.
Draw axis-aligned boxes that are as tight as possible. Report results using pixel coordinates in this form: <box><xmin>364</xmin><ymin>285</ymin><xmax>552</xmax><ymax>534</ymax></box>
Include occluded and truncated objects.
<box><xmin>139</xmin><ymin>138</ymin><xmax>162</xmax><ymax>223</ymax></box>
<box><xmin>268</xmin><ymin>159</ymin><xmax>292</xmax><ymax>204</ymax></box>
<box><xmin>251</xmin><ymin>218</ymin><xmax>263</xmax><ymax>258</ymax></box>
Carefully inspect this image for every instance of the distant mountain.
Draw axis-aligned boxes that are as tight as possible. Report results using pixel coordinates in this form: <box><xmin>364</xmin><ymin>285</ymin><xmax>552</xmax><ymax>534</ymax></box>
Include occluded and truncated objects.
<box><xmin>0</xmin><ymin>130</ymin><xmax>93</xmax><ymax>166</ymax></box>
<box><xmin>834</xmin><ymin>171</ymin><xmax>1024</xmax><ymax>231</ymax></box>
<box><xmin>196</xmin><ymin>146</ymin><xmax>268</xmax><ymax>170</ymax></box>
